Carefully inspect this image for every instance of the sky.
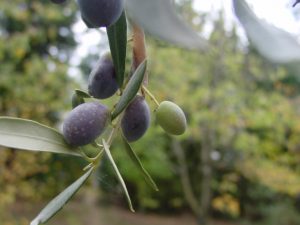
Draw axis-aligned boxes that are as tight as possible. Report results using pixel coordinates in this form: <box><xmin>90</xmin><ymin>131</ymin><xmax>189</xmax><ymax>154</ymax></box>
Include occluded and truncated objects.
<box><xmin>193</xmin><ymin>0</ymin><xmax>300</xmax><ymax>35</ymax></box>
<box><xmin>70</xmin><ymin>0</ymin><xmax>300</xmax><ymax>75</ymax></box>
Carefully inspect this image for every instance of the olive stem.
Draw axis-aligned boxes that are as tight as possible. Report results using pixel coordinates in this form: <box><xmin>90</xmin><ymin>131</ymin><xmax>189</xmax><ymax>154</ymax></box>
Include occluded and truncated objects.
<box><xmin>107</xmin><ymin>116</ymin><xmax>121</xmax><ymax>146</ymax></box>
<box><xmin>87</xmin><ymin>116</ymin><xmax>121</xmax><ymax>168</ymax></box>
<box><xmin>87</xmin><ymin>148</ymin><xmax>104</xmax><ymax>163</ymax></box>
<box><xmin>142</xmin><ymin>85</ymin><xmax>160</xmax><ymax>108</ymax></box>
<box><xmin>79</xmin><ymin>147</ymin><xmax>98</xmax><ymax>161</ymax></box>
<box><xmin>81</xmin><ymin>115</ymin><xmax>122</xmax><ymax>171</ymax></box>
<box><xmin>107</xmin><ymin>128</ymin><xmax>116</xmax><ymax>146</ymax></box>
<box><xmin>132</xmin><ymin>23</ymin><xmax>148</xmax><ymax>86</ymax></box>
<box><xmin>83</xmin><ymin>163</ymin><xmax>94</xmax><ymax>171</ymax></box>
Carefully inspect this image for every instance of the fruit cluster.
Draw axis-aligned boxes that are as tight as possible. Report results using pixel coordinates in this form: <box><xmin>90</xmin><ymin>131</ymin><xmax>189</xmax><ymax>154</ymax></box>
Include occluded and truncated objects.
<box><xmin>62</xmin><ymin>51</ymin><xmax>187</xmax><ymax>146</ymax></box>
<box><xmin>52</xmin><ymin>0</ymin><xmax>187</xmax><ymax>147</ymax></box>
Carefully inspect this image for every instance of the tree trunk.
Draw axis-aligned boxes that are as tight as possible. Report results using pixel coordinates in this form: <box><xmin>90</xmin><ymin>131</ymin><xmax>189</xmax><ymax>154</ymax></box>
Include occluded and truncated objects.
<box><xmin>238</xmin><ymin>175</ymin><xmax>248</xmax><ymax>217</ymax></box>
<box><xmin>198</xmin><ymin>125</ymin><xmax>214</xmax><ymax>225</ymax></box>
<box><xmin>172</xmin><ymin>136</ymin><xmax>214</xmax><ymax>225</ymax></box>
<box><xmin>172</xmin><ymin>139</ymin><xmax>202</xmax><ymax>217</ymax></box>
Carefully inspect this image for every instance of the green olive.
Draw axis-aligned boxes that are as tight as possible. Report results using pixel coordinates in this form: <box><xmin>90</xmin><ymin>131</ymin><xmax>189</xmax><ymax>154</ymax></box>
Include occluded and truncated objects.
<box><xmin>156</xmin><ymin>101</ymin><xmax>187</xmax><ymax>135</ymax></box>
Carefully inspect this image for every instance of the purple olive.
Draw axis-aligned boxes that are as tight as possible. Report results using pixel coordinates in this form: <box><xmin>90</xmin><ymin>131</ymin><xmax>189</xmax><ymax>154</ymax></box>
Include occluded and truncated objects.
<box><xmin>88</xmin><ymin>54</ymin><xmax>119</xmax><ymax>99</ymax></box>
<box><xmin>51</xmin><ymin>0</ymin><xmax>67</xmax><ymax>4</ymax></box>
<box><xmin>77</xmin><ymin>0</ymin><xmax>124</xmax><ymax>28</ymax></box>
<box><xmin>121</xmin><ymin>96</ymin><xmax>150</xmax><ymax>142</ymax></box>
<box><xmin>63</xmin><ymin>102</ymin><xmax>109</xmax><ymax>146</ymax></box>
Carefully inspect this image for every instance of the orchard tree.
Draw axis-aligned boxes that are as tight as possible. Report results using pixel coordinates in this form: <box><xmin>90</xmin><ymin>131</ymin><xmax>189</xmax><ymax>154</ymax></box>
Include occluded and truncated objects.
<box><xmin>0</xmin><ymin>0</ymin><xmax>78</xmax><ymax>216</ymax></box>
<box><xmin>1</xmin><ymin>0</ymin><xmax>300</xmax><ymax>225</ymax></box>
<box><xmin>142</xmin><ymin>2</ymin><xmax>300</xmax><ymax>223</ymax></box>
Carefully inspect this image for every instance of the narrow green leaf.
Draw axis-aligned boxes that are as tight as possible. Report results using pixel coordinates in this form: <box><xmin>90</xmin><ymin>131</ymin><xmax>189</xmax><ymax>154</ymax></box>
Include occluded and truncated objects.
<box><xmin>102</xmin><ymin>139</ymin><xmax>135</xmax><ymax>212</ymax></box>
<box><xmin>30</xmin><ymin>167</ymin><xmax>94</xmax><ymax>225</ymax></box>
<box><xmin>233</xmin><ymin>0</ymin><xmax>300</xmax><ymax>64</ymax></box>
<box><xmin>107</xmin><ymin>11</ymin><xmax>127</xmax><ymax>87</ymax></box>
<box><xmin>111</xmin><ymin>60</ymin><xmax>147</xmax><ymax>120</ymax></box>
<box><xmin>122</xmin><ymin>137</ymin><xmax>159</xmax><ymax>191</ymax></box>
<box><xmin>0</xmin><ymin>117</ymin><xmax>79</xmax><ymax>156</ymax></box>
<box><xmin>75</xmin><ymin>89</ymin><xmax>91</xmax><ymax>98</ymax></box>
<box><xmin>126</xmin><ymin>0</ymin><xmax>208</xmax><ymax>50</ymax></box>
<box><xmin>73</xmin><ymin>89</ymin><xmax>91</xmax><ymax>108</ymax></box>
<box><xmin>72</xmin><ymin>93</ymin><xmax>84</xmax><ymax>109</ymax></box>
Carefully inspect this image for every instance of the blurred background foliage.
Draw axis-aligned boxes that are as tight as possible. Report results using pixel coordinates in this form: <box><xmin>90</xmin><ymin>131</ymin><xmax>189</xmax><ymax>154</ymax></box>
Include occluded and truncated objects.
<box><xmin>1</xmin><ymin>0</ymin><xmax>300</xmax><ymax>225</ymax></box>
<box><xmin>0</xmin><ymin>0</ymin><xmax>86</xmax><ymax>222</ymax></box>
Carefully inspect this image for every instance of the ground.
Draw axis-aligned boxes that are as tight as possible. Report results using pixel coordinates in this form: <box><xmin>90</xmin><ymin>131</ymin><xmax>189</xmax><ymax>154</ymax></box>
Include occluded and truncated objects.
<box><xmin>4</xmin><ymin>189</ymin><xmax>238</xmax><ymax>225</ymax></box>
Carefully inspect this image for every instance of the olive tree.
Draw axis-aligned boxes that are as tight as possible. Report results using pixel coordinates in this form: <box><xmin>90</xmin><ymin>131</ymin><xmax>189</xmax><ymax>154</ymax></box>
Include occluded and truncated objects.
<box><xmin>1</xmin><ymin>0</ymin><xmax>300</xmax><ymax>225</ymax></box>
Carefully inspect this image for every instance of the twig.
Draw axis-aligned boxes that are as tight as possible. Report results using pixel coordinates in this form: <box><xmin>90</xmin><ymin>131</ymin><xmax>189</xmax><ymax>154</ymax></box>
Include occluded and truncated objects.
<box><xmin>142</xmin><ymin>85</ymin><xmax>160</xmax><ymax>108</ymax></box>
<box><xmin>131</xmin><ymin>23</ymin><xmax>148</xmax><ymax>86</ymax></box>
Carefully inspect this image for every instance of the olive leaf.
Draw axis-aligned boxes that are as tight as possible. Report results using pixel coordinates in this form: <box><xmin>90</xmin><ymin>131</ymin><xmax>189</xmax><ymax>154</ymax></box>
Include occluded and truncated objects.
<box><xmin>75</xmin><ymin>89</ymin><xmax>91</xmax><ymax>98</ymax></box>
<box><xmin>72</xmin><ymin>89</ymin><xmax>91</xmax><ymax>108</ymax></box>
<box><xmin>30</xmin><ymin>167</ymin><xmax>94</xmax><ymax>225</ymax></box>
<box><xmin>111</xmin><ymin>60</ymin><xmax>147</xmax><ymax>120</ymax></box>
<box><xmin>102</xmin><ymin>139</ymin><xmax>135</xmax><ymax>212</ymax></box>
<box><xmin>0</xmin><ymin>117</ymin><xmax>79</xmax><ymax>156</ymax></box>
<box><xmin>293</xmin><ymin>0</ymin><xmax>300</xmax><ymax>7</ymax></box>
<box><xmin>107</xmin><ymin>10</ymin><xmax>127</xmax><ymax>87</ymax></box>
<box><xmin>233</xmin><ymin>0</ymin><xmax>300</xmax><ymax>64</ymax></box>
<box><xmin>122</xmin><ymin>137</ymin><xmax>159</xmax><ymax>191</ymax></box>
<box><xmin>126</xmin><ymin>0</ymin><xmax>208</xmax><ymax>50</ymax></box>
